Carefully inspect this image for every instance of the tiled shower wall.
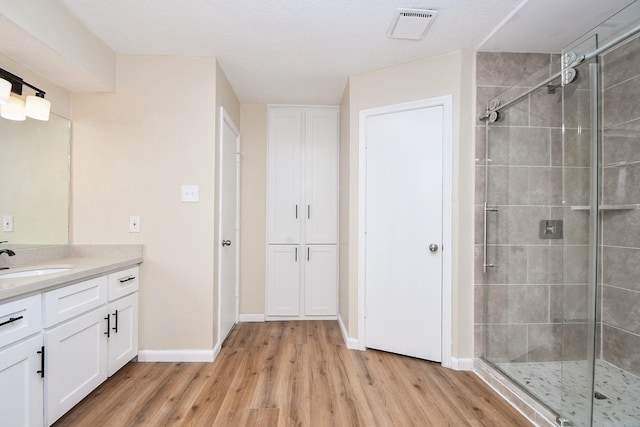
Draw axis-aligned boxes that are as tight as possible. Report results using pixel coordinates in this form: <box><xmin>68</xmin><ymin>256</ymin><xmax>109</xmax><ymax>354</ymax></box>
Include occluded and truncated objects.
<box><xmin>476</xmin><ymin>46</ymin><xmax>640</xmax><ymax>376</ymax></box>
<box><xmin>600</xmin><ymin>34</ymin><xmax>640</xmax><ymax>376</ymax></box>
<box><xmin>474</xmin><ymin>52</ymin><xmax>591</xmax><ymax>363</ymax></box>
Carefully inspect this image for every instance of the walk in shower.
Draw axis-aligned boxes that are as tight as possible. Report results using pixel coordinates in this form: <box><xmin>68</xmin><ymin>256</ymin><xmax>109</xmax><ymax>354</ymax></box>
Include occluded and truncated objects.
<box><xmin>476</xmin><ymin>3</ymin><xmax>640</xmax><ymax>426</ymax></box>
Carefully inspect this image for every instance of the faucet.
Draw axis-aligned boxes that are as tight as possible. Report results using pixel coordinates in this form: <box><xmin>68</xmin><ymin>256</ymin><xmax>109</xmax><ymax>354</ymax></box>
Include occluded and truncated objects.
<box><xmin>0</xmin><ymin>248</ymin><xmax>14</xmax><ymax>270</ymax></box>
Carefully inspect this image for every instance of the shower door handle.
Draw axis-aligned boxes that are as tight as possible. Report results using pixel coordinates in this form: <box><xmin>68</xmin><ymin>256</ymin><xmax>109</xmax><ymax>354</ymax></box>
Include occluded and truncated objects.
<box><xmin>483</xmin><ymin>202</ymin><xmax>498</xmax><ymax>272</ymax></box>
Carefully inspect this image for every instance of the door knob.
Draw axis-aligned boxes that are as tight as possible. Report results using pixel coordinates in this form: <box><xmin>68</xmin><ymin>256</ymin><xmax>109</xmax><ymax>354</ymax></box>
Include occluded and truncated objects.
<box><xmin>429</xmin><ymin>244</ymin><xmax>438</xmax><ymax>252</ymax></box>
<box><xmin>221</xmin><ymin>240</ymin><xmax>232</xmax><ymax>247</ymax></box>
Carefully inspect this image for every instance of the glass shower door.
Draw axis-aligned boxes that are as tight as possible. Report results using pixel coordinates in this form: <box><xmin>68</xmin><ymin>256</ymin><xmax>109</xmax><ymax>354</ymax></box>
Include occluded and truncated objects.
<box><xmin>481</xmin><ymin>46</ymin><xmax>597</xmax><ymax>427</ymax></box>
<box><xmin>557</xmin><ymin>41</ymin><xmax>598</xmax><ymax>427</ymax></box>
<box><xmin>481</xmin><ymin>58</ymin><xmax>588</xmax><ymax>419</ymax></box>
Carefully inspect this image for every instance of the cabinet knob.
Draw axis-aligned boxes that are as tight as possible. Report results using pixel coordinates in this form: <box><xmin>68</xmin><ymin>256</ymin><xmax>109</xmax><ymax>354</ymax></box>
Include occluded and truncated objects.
<box><xmin>429</xmin><ymin>243</ymin><xmax>439</xmax><ymax>253</ymax></box>
<box><xmin>221</xmin><ymin>240</ymin><xmax>232</xmax><ymax>247</ymax></box>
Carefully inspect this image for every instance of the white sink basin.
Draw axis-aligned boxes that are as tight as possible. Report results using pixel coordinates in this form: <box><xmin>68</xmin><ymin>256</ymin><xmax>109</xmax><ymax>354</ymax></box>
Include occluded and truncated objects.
<box><xmin>0</xmin><ymin>267</ymin><xmax>72</xmax><ymax>279</ymax></box>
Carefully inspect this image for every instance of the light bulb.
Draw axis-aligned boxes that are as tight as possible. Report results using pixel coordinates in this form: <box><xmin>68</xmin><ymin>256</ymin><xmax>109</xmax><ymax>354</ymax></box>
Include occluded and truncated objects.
<box><xmin>0</xmin><ymin>95</ymin><xmax>26</xmax><ymax>121</ymax></box>
<box><xmin>0</xmin><ymin>78</ymin><xmax>11</xmax><ymax>105</ymax></box>
<box><xmin>25</xmin><ymin>95</ymin><xmax>51</xmax><ymax>121</ymax></box>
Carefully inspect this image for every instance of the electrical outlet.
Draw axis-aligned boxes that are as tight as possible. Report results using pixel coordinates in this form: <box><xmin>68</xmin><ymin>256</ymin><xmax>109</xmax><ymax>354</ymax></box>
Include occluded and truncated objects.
<box><xmin>2</xmin><ymin>215</ymin><xmax>13</xmax><ymax>232</ymax></box>
<box><xmin>181</xmin><ymin>185</ymin><xmax>199</xmax><ymax>202</ymax></box>
<box><xmin>129</xmin><ymin>216</ymin><xmax>141</xmax><ymax>233</ymax></box>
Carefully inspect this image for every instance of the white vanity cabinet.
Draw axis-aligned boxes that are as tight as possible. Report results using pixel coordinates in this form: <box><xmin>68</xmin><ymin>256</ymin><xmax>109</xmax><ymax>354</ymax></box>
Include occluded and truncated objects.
<box><xmin>266</xmin><ymin>106</ymin><xmax>339</xmax><ymax>319</ymax></box>
<box><xmin>0</xmin><ymin>295</ymin><xmax>44</xmax><ymax>427</ymax></box>
<box><xmin>44</xmin><ymin>305</ymin><xmax>108</xmax><ymax>425</ymax></box>
<box><xmin>106</xmin><ymin>267</ymin><xmax>139</xmax><ymax>376</ymax></box>
<box><xmin>41</xmin><ymin>266</ymin><xmax>139</xmax><ymax>426</ymax></box>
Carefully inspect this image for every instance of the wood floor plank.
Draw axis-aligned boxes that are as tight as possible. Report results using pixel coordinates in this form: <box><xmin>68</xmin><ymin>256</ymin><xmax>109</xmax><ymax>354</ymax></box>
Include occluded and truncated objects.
<box><xmin>179</xmin><ymin>347</ymin><xmax>244</xmax><ymax>425</ymax></box>
<box><xmin>54</xmin><ymin>321</ymin><xmax>532</xmax><ymax>427</ymax></box>
<box><xmin>247</xmin><ymin>408</ymin><xmax>280</xmax><ymax>426</ymax></box>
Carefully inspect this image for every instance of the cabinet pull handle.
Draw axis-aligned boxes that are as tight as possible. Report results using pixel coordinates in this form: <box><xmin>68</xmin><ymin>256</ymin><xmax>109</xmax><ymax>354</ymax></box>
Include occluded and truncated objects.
<box><xmin>295</xmin><ymin>247</ymin><xmax>298</xmax><ymax>262</ymax></box>
<box><xmin>112</xmin><ymin>310</ymin><xmax>119</xmax><ymax>333</ymax></box>
<box><xmin>104</xmin><ymin>315</ymin><xmax>110</xmax><ymax>338</ymax></box>
<box><xmin>0</xmin><ymin>315</ymin><xmax>23</xmax><ymax>327</ymax></box>
<box><xmin>119</xmin><ymin>276</ymin><xmax>136</xmax><ymax>284</ymax></box>
<box><xmin>307</xmin><ymin>247</ymin><xmax>310</xmax><ymax>261</ymax></box>
<box><xmin>36</xmin><ymin>346</ymin><xmax>45</xmax><ymax>378</ymax></box>
<box><xmin>295</xmin><ymin>204</ymin><xmax>298</xmax><ymax>219</ymax></box>
<box><xmin>307</xmin><ymin>204</ymin><xmax>310</xmax><ymax>219</ymax></box>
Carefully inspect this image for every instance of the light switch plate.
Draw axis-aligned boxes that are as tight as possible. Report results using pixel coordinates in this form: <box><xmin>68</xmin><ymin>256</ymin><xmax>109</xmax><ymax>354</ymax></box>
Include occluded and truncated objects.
<box><xmin>181</xmin><ymin>185</ymin><xmax>199</xmax><ymax>202</ymax></box>
<box><xmin>2</xmin><ymin>215</ymin><xmax>13</xmax><ymax>232</ymax></box>
<box><xmin>129</xmin><ymin>216</ymin><xmax>141</xmax><ymax>233</ymax></box>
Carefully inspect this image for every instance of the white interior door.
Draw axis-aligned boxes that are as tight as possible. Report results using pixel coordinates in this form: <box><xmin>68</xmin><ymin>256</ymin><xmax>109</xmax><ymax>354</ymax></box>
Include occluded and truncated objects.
<box><xmin>218</xmin><ymin>108</ymin><xmax>240</xmax><ymax>344</ymax></box>
<box><xmin>364</xmin><ymin>104</ymin><xmax>443</xmax><ymax>362</ymax></box>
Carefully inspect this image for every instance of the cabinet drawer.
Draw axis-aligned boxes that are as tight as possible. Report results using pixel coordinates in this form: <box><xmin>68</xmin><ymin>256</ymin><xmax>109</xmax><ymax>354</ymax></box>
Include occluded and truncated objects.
<box><xmin>44</xmin><ymin>277</ymin><xmax>108</xmax><ymax>328</ymax></box>
<box><xmin>108</xmin><ymin>266</ymin><xmax>139</xmax><ymax>301</ymax></box>
<box><xmin>0</xmin><ymin>295</ymin><xmax>42</xmax><ymax>348</ymax></box>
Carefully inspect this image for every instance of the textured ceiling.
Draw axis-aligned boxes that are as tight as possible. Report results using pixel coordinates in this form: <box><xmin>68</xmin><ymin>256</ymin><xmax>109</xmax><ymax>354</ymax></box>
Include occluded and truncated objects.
<box><xmin>57</xmin><ymin>0</ymin><xmax>523</xmax><ymax>104</ymax></box>
<box><xmin>4</xmin><ymin>1</ymin><xmax>636</xmax><ymax>104</ymax></box>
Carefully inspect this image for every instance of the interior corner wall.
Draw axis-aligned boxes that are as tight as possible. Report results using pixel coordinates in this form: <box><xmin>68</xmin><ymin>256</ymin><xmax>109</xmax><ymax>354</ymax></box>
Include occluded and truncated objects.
<box><xmin>239</xmin><ymin>104</ymin><xmax>268</xmax><ymax>316</ymax></box>
<box><xmin>214</xmin><ymin>60</ymin><xmax>241</xmax><ymax>344</ymax></box>
<box><xmin>71</xmin><ymin>55</ymin><xmax>218</xmax><ymax>351</ymax></box>
<box><xmin>339</xmin><ymin>83</ymin><xmax>351</xmax><ymax>327</ymax></box>
<box><xmin>346</xmin><ymin>50</ymin><xmax>477</xmax><ymax>358</ymax></box>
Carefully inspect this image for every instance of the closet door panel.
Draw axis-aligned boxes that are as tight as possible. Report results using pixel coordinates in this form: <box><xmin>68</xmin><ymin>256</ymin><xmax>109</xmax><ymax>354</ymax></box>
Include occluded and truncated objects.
<box><xmin>305</xmin><ymin>110</ymin><xmax>338</xmax><ymax>244</ymax></box>
<box><xmin>268</xmin><ymin>109</ymin><xmax>303</xmax><ymax>244</ymax></box>
<box><xmin>304</xmin><ymin>245</ymin><xmax>337</xmax><ymax>316</ymax></box>
<box><xmin>267</xmin><ymin>245</ymin><xmax>301</xmax><ymax>316</ymax></box>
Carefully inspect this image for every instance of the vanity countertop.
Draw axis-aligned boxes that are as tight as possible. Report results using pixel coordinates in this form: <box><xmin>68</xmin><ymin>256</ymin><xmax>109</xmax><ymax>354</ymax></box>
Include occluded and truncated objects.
<box><xmin>0</xmin><ymin>245</ymin><xmax>143</xmax><ymax>302</ymax></box>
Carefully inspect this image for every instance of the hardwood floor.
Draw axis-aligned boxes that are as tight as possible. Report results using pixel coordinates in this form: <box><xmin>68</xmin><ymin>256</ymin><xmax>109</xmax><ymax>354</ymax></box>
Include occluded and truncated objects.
<box><xmin>54</xmin><ymin>321</ymin><xmax>532</xmax><ymax>426</ymax></box>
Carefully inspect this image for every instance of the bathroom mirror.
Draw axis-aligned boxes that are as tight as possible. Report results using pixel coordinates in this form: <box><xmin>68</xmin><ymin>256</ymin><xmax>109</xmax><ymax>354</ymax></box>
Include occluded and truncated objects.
<box><xmin>0</xmin><ymin>113</ymin><xmax>70</xmax><ymax>246</ymax></box>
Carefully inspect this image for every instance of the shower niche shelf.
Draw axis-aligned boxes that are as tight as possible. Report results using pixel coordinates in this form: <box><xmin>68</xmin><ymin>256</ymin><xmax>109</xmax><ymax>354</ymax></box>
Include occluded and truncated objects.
<box><xmin>570</xmin><ymin>204</ymin><xmax>640</xmax><ymax>211</ymax></box>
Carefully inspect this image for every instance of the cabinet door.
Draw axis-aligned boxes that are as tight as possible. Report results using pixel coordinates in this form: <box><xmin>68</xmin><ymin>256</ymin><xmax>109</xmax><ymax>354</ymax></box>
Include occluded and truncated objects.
<box><xmin>44</xmin><ymin>307</ymin><xmax>108</xmax><ymax>426</ymax></box>
<box><xmin>107</xmin><ymin>293</ymin><xmax>138</xmax><ymax>376</ymax></box>
<box><xmin>267</xmin><ymin>245</ymin><xmax>301</xmax><ymax>316</ymax></box>
<box><xmin>268</xmin><ymin>108</ymin><xmax>303</xmax><ymax>244</ymax></box>
<box><xmin>305</xmin><ymin>109</ymin><xmax>338</xmax><ymax>244</ymax></box>
<box><xmin>0</xmin><ymin>334</ymin><xmax>44</xmax><ymax>427</ymax></box>
<box><xmin>304</xmin><ymin>245</ymin><xmax>337</xmax><ymax>316</ymax></box>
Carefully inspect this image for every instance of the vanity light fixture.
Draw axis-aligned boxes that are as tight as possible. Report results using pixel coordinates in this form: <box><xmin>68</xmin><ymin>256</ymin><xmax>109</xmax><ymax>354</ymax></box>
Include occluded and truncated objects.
<box><xmin>0</xmin><ymin>67</ymin><xmax>51</xmax><ymax>121</ymax></box>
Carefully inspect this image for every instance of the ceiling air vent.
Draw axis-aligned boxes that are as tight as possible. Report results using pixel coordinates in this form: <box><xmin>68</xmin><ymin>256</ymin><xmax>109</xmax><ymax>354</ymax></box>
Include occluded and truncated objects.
<box><xmin>387</xmin><ymin>8</ymin><xmax>438</xmax><ymax>40</ymax></box>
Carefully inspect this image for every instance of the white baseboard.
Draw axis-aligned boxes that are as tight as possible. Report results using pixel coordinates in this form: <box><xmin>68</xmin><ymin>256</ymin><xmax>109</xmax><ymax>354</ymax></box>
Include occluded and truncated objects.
<box><xmin>450</xmin><ymin>357</ymin><xmax>474</xmax><ymax>371</ymax></box>
<box><xmin>338</xmin><ymin>314</ymin><xmax>360</xmax><ymax>350</ymax></box>
<box><xmin>138</xmin><ymin>349</ymin><xmax>216</xmax><ymax>362</ymax></box>
<box><xmin>239</xmin><ymin>313</ymin><xmax>265</xmax><ymax>322</ymax></box>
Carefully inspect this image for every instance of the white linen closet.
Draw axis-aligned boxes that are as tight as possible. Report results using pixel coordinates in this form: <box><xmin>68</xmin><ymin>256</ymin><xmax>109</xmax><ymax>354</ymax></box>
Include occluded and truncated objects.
<box><xmin>266</xmin><ymin>106</ymin><xmax>338</xmax><ymax>319</ymax></box>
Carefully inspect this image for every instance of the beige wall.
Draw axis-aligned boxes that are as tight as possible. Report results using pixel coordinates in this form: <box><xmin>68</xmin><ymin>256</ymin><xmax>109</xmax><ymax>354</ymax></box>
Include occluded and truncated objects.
<box><xmin>344</xmin><ymin>50</ymin><xmax>476</xmax><ymax>357</ymax></box>
<box><xmin>339</xmin><ymin>84</ymin><xmax>351</xmax><ymax>326</ymax></box>
<box><xmin>72</xmin><ymin>55</ymin><xmax>224</xmax><ymax>351</ymax></box>
<box><xmin>239</xmin><ymin>104</ymin><xmax>267</xmax><ymax>315</ymax></box>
